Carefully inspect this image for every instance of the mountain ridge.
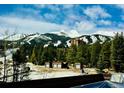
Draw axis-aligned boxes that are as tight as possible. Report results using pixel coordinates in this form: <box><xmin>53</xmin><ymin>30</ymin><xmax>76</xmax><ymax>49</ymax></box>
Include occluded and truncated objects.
<box><xmin>16</xmin><ymin>33</ymin><xmax>112</xmax><ymax>47</ymax></box>
<box><xmin>0</xmin><ymin>32</ymin><xmax>112</xmax><ymax>48</ymax></box>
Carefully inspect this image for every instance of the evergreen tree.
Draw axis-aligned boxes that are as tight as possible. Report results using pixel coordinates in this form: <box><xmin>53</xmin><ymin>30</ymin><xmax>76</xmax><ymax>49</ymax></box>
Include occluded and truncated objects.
<box><xmin>90</xmin><ymin>41</ymin><xmax>101</xmax><ymax>67</ymax></box>
<box><xmin>48</xmin><ymin>46</ymin><xmax>57</xmax><ymax>68</ymax></box>
<box><xmin>85</xmin><ymin>45</ymin><xmax>91</xmax><ymax>67</ymax></box>
<box><xmin>34</xmin><ymin>45</ymin><xmax>43</xmax><ymax>65</ymax></box>
<box><xmin>57</xmin><ymin>48</ymin><xmax>66</xmax><ymax>62</ymax></box>
<box><xmin>29</xmin><ymin>46</ymin><xmax>37</xmax><ymax>64</ymax></box>
<box><xmin>110</xmin><ymin>32</ymin><xmax>124</xmax><ymax>72</ymax></box>
<box><xmin>98</xmin><ymin>41</ymin><xmax>111</xmax><ymax>71</ymax></box>
<box><xmin>76</xmin><ymin>44</ymin><xmax>87</xmax><ymax>65</ymax></box>
<box><xmin>66</xmin><ymin>45</ymin><xmax>77</xmax><ymax>64</ymax></box>
<box><xmin>41</xmin><ymin>45</ymin><xmax>57</xmax><ymax>67</ymax></box>
<box><xmin>40</xmin><ymin>47</ymin><xmax>48</xmax><ymax>64</ymax></box>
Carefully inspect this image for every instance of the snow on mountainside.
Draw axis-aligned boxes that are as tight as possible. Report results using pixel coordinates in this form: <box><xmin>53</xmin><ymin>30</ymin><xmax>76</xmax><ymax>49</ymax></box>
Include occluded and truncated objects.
<box><xmin>78</xmin><ymin>34</ymin><xmax>112</xmax><ymax>44</ymax></box>
<box><xmin>15</xmin><ymin>33</ymin><xmax>70</xmax><ymax>47</ymax></box>
<box><xmin>54</xmin><ymin>40</ymin><xmax>61</xmax><ymax>47</ymax></box>
<box><xmin>90</xmin><ymin>35</ymin><xmax>98</xmax><ymax>43</ymax></box>
<box><xmin>80</xmin><ymin>36</ymin><xmax>89</xmax><ymax>44</ymax></box>
<box><xmin>16</xmin><ymin>33</ymin><xmax>112</xmax><ymax>47</ymax></box>
<box><xmin>0</xmin><ymin>31</ymin><xmax>112</xmax><ymax>48</ymax></box>
<box><xmin>51</xmin><ymin>30</ymin><xmax>112</xmax><ymax>45</ymax></box>
<box><xmin>22</xmin><ymin>34</ymin><xmax>52</xmax><ymax>44</ymax></box>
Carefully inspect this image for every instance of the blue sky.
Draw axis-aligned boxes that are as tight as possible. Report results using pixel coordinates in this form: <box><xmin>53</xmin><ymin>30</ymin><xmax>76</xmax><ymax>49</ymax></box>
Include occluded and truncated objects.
<box><xmin>0</xmin><ymin>4</ymin><xmax>124</xmax><ymax>36</ymax></box>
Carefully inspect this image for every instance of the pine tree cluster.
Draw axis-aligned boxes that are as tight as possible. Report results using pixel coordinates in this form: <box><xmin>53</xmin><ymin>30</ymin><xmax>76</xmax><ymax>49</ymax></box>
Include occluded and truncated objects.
<box><xmin>16</xmin><ymin>33</ymin><xmax>124</xmax><ymax>73</ymax></box>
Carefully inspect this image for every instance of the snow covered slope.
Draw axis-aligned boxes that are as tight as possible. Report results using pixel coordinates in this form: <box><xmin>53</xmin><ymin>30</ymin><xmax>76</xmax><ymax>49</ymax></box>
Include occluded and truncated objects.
<box><xmin>78</xmin><ymin>34</ymin><xmax>112</xmax><ymax>44</ymax></box>
<box><xmin>0</xmin><ymin>32</ymin><xmax>112</xmax><ymax>48</ymax></box>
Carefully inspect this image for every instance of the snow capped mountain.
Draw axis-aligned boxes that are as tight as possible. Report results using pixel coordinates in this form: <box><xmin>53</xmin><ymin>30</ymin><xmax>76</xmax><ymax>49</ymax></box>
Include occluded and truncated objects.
<box><xmin>22</xmin><ymin>34</ymin><xmax>52</xmax><ymax>45</ymax></box>
<box><xmin>16</xmin><ymin>33</ymin><xmax>70</xmax><ymax>47</ymax></box>
<box><xmin>52</xmin><ymin>30</ymin><xmax>80</xmax><ymax>38</ymax></box>
<box><xmin>79</xmin><ymin>34</ymin><xmax>112</xmax><ymax>44</ymax></box>
<box><xmin>0</xmin><ymin>31</ymin><xmax>112</xmax><ymax>48</ymax></box>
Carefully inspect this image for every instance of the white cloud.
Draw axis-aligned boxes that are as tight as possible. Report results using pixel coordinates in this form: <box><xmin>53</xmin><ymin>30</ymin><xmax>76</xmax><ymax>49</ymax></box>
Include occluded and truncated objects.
<box><xmin>118</xmin><ymin>23</ymin><xmax>124</xmax><ymax>28</ymax></box>
<box><xmin>0</xmin><ymin>15</ymin><xmax>122</xmax><ymax>37</ymax></box>
<box><xmin>67</xmin><ymin>14</ymin><xmax>79</xmax><ymax>20</ymax></box>
<box><xmin>0</xmin><ymin>16</ymin><xmax>69</xmax><ymax>34</ymax></box>
<box><xmin>34</xmin><ymin>5</ymin><xmax>60</xmax><ymax>12</ymax></box>
<box><xmin>34</xmin><ymin>4</ymin><xmax>47</xmax><ymax>9</ymax></box>
<box><xmin>98</xmin><ymin>20</ymin><xmax>112</xmax><ymax>25</ymax></box>
<box><xmin>68</xmin><ymin>30</ymin><xmax>80</xmax><ymax>38</ymax></box>
<box><xmin>63</xmin><ymin>14</ymin><xmax>83</xmax><ymax>26</ymax></box>
<box><xmin>63</xmin><ymin>5</ymin><xmax>74</xmax><ymax>9</ymax></box>
<box><xmin>73</xmin><ymin>19</ymin><xmax>123</xmax><ymax>36</ymax></box>
<box><xmin>0</xmin><ymin>5</ymin><xmax>123</xmax><ymax>38</ymax></box>
<box><xmin>43</xmin><ymin>13</ymin><xmax>56</xmax><ymax>21</ymax></box>
<box><xmin>52</xmin><ymin>29</ymin><xmax>80</xmax><ymax>38</ymax></box>
<box><xmin>116</xmin><ymin>4</ymin><xmax>124</xmax><ymax>10</ymax></box>
<box><xmin>8</xmin><ymin>7</ymin><xmax>44</xmax><ymax>21</ymax></box>
<box><xmin>35</xmin><ymin>4</ymin><xmax>74</xmax><ymax>10</ymax></box>
<box><xmin>75</xmin><ymin>20</ymin><xmax>96</xmax><ymax>34</ymax></box>
<box><xmin>47</xmin><ymin>5</ymin><xmax>60</xmax><ymax>11</ymax></box>
<box><xmin>83</xmin><ymin>6</ymin><xmax>111</xmax><ymax>19</ymax></box>
<box><xmin>17</xmin><ymin>7</ymin><xmax>41</xmax><ymax>15</ymax></box>
<box><xmin>121</xmin><ymin>15</ymin><xmax>124</xmax><ymax>20</ymax></box>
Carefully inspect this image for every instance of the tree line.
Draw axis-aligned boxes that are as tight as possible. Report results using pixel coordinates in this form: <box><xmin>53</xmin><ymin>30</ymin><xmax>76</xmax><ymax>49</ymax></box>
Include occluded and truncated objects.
<box><xmin>17</xmin><ymin>32</ymin><xmax>124</xmax><ymax>72</ymax></box>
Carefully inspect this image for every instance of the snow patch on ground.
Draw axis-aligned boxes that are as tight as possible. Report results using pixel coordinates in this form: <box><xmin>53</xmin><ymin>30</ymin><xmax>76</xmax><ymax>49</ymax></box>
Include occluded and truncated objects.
<box><xmin>29</xmin><ymin>71</ymin><xmax>81</xmax><ymax>80</ymax></box>
<box><xmin>27</xmin><ymin>63</ymin><xmax>81</xmax><ymax>80</ymax></box>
